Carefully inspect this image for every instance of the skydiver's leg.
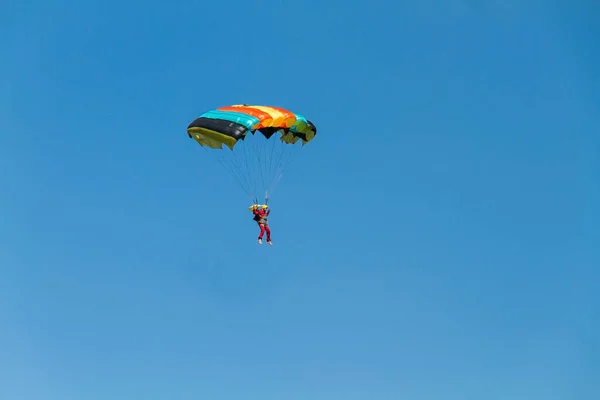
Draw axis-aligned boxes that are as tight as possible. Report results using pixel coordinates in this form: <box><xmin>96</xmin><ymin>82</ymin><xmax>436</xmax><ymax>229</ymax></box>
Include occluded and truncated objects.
<box><xmin>265</xmin><ymin>225</ymin><xmax>271</xmax><ymax>242</ymax></box>
<box><xmin>258</xmin><ymin>224</ymin><xmax>266</xmax><ymax>242</ymax></box>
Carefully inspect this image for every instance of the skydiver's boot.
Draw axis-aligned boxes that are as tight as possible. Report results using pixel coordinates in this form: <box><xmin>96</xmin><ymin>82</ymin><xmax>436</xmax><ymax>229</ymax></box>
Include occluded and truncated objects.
<box><xmin>267</xmin><ymin>241</ymin><xmax>272</xmax><ymax>245</ymax></box>
<box><xmin>258</xmin><ymin>238</ymin><xmax>263</xmax><ymax>244</ymax></box>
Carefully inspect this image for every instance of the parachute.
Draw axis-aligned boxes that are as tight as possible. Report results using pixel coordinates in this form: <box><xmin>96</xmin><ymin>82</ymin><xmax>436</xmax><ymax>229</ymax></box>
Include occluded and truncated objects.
<box><xmin>187</xmin><ymin>104</ymin><xmax>317</xmax><ymax>204</ymax></box>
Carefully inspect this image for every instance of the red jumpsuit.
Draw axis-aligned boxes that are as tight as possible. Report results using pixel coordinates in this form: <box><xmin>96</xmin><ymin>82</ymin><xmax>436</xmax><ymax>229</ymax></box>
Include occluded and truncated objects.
<box><xmin>253</xmin><ymin>208</ymin><xmax>271</xmax><ymax>242</ymax></box>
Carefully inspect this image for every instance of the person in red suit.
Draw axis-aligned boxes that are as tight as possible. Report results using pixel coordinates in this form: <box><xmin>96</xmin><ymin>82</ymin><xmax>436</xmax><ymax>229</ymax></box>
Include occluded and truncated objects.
<box><xmin>249</xmin><ymin>204</ymin><xmax>272</xmax><ymax>245</ymax></box>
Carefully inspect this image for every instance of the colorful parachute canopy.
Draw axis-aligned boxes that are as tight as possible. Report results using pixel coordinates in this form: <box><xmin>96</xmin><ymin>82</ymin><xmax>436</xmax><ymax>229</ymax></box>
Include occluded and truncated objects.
<box><xmin>187</xmin><ymin>104</ymin><xmax>317</xmax><ymax>150</ymax></box>
<box><xmin>187</xmin><ymin>105</ymin><xmax>317</xmax><ymax>204</ymax></box>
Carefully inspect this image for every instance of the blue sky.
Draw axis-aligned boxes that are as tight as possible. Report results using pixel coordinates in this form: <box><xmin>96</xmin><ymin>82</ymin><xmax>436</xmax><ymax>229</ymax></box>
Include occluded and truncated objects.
<box><xmin>1</xmin><ymin>1</ymin><xmax>598</xmax><ymax>399</ymax></box>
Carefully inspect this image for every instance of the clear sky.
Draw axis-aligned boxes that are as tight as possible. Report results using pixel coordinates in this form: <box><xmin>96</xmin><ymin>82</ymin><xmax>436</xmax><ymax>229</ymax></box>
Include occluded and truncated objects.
<box><xmin>1</xmin><ymin>1</ymin><xmax>598</xmax><ymax>399</ymax></box>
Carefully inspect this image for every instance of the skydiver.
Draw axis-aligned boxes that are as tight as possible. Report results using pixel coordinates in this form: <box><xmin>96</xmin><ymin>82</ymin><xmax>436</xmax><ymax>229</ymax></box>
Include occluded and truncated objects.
<box><xmin>249</xmin><ymin>204</ymin><xmax>272</xmax><ymax>245</ymax></box>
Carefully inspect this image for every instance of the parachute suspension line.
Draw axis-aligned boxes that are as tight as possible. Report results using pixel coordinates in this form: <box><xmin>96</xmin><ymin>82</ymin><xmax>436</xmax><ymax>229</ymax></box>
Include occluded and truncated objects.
<box><xmin>266</xmin><ymin>139</ymin><xmax>282</xmax><ymax>200</ymax></box>
<box><xmin>268</xmin><ymin>138</ymin><xmax>291</xmax><ymax>197</ymax></box>
<box><xmin>208</xmin><ymin>135</ymin><xmax>301</xmax><ymax>206</ymax></box>
<box><xmin>264</xmin><ymin>135</ymin><xmax>278</xmax><ymax>204</ymax></box>
<box><xmin>257</xmin><ymin>135</ymin><xmax>270</xmax><ymax>202</ymax></box>
<box><xmin>273</xmin><ymin>138</ymin><xmax>289</xmax><ymax>197</ymax></box>
<box><xmin>222</xmin><ymin>157</ymin><xmax>254</xmax><ymax>202</ymax></box>
<box><xmin>252</xmin><ymin>135</ymin><xmax>264</xmax><ymax>204</ymax></box>
<box><xmin>267</xmin><ymin>133</ymin><xmax>277</xmax><ymax>183</ymax></box>
<box><xmin>226</xmin><ymin>153</ymin><xmax>250</xmax><ymax>197</ymax></box>
<box><xmin>217</xmin><ymin>151</ymin><xmax>254</xmax><ymax>202</ymax></box>
<box><xmin>252</xmin><ymin>136</ymin><xmax>265</xmax><ymax>200</ymax></box>
<box><xmin>220</xmin><ymin>153</ymin><xmax>244</xmax><ymax>190</ymax></box>
<box><xmin>262</xmin><ymin>135</ymin><xmax>274</xmax><ymax>203</ymax></box>
<box><xmin>201</xmin><ymin>146</ymin><xmax>253</xmax><ymax>201</ymax></box>
<box><xmin>241</xmin><ymin>138</ymin><xmax>258</xmax><ymax>203</ymax></box>
<box><xmin>218</xmin><ymin>157</ymin><xmax>248</xmax><ymax>198</ymax></box>
<box><xmin>281</xmin><ymin>142</ymin><xmax>296</xmax><ymax>176</ymax></box>
<box><xmin>274</xmin><ymin>139</ymin><xmax>299</xmax><ymax>197</ymax></box>
<box><xmin>276</xmin><ymin>153</ymin><xmax>295</xmax><ymax>189</ymax></box>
